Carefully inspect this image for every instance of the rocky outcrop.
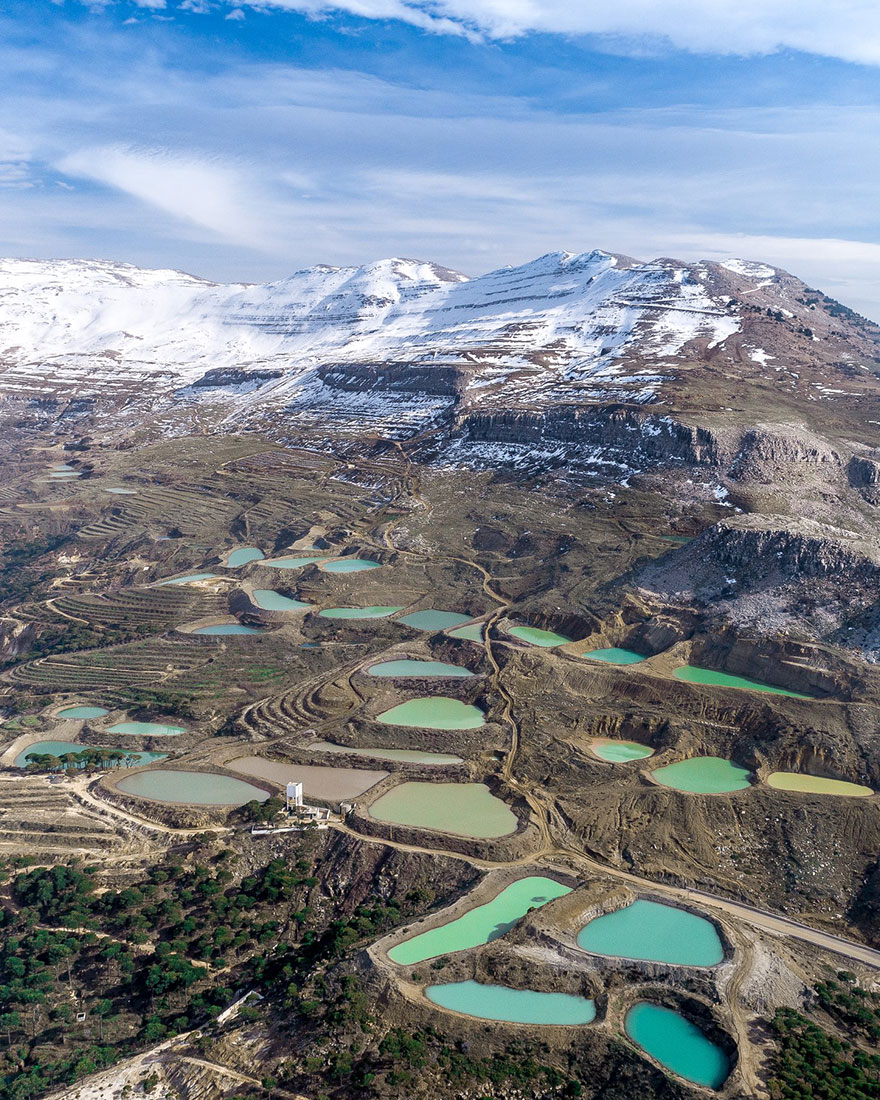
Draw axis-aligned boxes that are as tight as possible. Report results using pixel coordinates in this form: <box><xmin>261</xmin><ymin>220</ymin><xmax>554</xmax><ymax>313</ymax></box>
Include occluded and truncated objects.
<box><xmin>848</xmin><ymin>454</ymin><xmax>880</xmax><ymax>504</ymax></box>
<box><xmin>729</xmin><ymin>426</ymin><xmax>843</xmax><ymax>484</ymax></box>
<box><xmin>318</xmin><ymin>362</ymin><xmax>463</xmax><ymax>397</ymax></box>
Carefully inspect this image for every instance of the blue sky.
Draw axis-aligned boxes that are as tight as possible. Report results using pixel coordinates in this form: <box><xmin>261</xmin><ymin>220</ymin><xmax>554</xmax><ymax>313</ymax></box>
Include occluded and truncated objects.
<box><xmin>3</xmin><ymin>0</ymin><xmax>880</xmax><ymax>316</ymax></box>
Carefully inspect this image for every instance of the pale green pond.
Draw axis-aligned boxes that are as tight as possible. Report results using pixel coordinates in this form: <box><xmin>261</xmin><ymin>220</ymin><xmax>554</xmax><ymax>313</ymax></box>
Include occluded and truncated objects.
<box><xmin>58</xmin><ymin>705</ymin><xmax>109</xmax><ymax>720</ymax></box>
<box><xmin>319</xmin><ymin>606</ymin><xmax>403</xmax><ymax>620</ymax></box>
<box><xmin>118</xmin><ymin>770</ymin><xmax>269</xmax><ymax>805</ymax></box>
<box><xmin>310</xmin><ymin>741</ymin><xmax>463</xmax><ymax>766</ymax></box>
<box><xmin>767</xmin><ymin>772</ymin><xmax>873</xmax><ymax>798</ymax></box>
<box><xmin>426</xmin><ymin>981</ymin><xmax>595</xmax><ymax>1025</ymax></box>
<box><xmin>106</xmin><ymin>487</ymin><xmax>137</xmax><ymax>495</ymax></box>
<box><xmin>50</xmin><ymin>463</ymin><xmax>74</xmax><ymax>471</ymax></box>
<box><xmin>367</xmin><ymin>659</ymin><xmax>474</xmax><ymax>679</ymax></box>
<box><xmin>590</xmin><ymin>739</ymin><xmax>653</xmax><ymax>763</ymax></box>
<box><xmin>48</xmin><ymin>471</ymin><xmax>82</xmax><ymax>479</ymax></box>
<box><xmin>652</xmin><ymin>756</ymin><xmax>752</xmax><ymax>794</ymax></box>
<box><xmin>398</xmin><ymin>610</ymin><xmax>473</xmax><ymax>632</ymax></box>
<box><xmin>226</xmin><ymin>547</ymin><xmax>264</xmax><ymax>567</ymax></box>
<box><xmin>509</xmin><ymin>625</ymin><xmax>571</xmax><ymax>648</ymax></box>
<box><xmin>15</xmin><ymin>741</ymin><xmax>167</xmax><ymax>769</ymax></box>
<box><xmin>377</xmin><ymin>697</ymin><xmax>485</xmax><ymax>729</ymax></box>
<box><xmin>448</xmin><ymin>623</ymin><xmax>485</xmax><ymax>643</ymax></box>
<box><xmin>266</xmin><ymin>556</ymin><xmax>326</xmax><ymax>569</ymax></box>
<box><xmin>107</xmin><ymin>721</ymin><xmax>185</xmax><ymax>737</ymax></box>
<box><xmin>577</xmin><ymin>899</ymin><xmax>723</xmax><ymax>966</ymax></box>
<box><xmin>625</xmin><ymin>1003</ymin><xmax>729</xmax><ymax>1089</ymax></box>
<box><xmin>321</xmin><ymin>558</ymin><xmax>381</xmax><ymax>573</ymax></box>
<box><xmin>674</xmin><ymin>665</ymin><xmax>811</xmax><ymax>699</ymax></box>
<box><xmin>193</xmin><ymin>623</ymin><xmax>264</xmax><ymax>635</ymax></box>
<box><xmin>253</xmin><ymin>590</ymin><xmax>311</xmax><ymax>611</ymax></box>
<box><xmin>583</xmin><ymin>648</ymin><xmax>646</xmax><ymax>665</ymax></box>
<box><xmin>369</xmin><ymin>782</ymin><xmax>517</xmax><ymax>838</ymax></box>
<box><xmin>158</xmin><ymin>573</ymin><xmax>219</xmax><ymax>586</ymax></box>
<box><xmin>389</xmin><ymin>876</ymin><xmax>572</xmax><ymax>964</ymax></box>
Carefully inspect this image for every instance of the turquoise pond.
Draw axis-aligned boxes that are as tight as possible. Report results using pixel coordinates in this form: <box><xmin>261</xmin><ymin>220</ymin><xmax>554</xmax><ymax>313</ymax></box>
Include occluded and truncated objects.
<box><xmin>57</xmin><ymin>705</ymin><xmax>109</xmax><ymax>720</ymax></box>
<box><xmin>193</xmin><ymin>623</ymin><xmax>264</xmax><ymax>635</ymax></box>
<box><xmin>448</xmin><ymin>623</ymin><xmax>485</xmax><ymax>642</ymax></box>
<box><xmin>226</xmin><ymin>548</ymin><xmax>264</xmax><ymax>567</ymax></box>
<box><xmin>398</xmin><ymin>609</ymin><xmax>473</xmax><ymax>632</ymax></box>
<box><xmin>117</xmin><ymin>770</ymin><xmax>269</xmax><ymax>805</ymax></box>
<box><xmin>508</xmin><ymin>625</ymin><xmax>571</xmax><ymax>648</ymax></box>
<box><xmin>426</xmin><ymin>982</ymin><xmax>595</xmax><ymax>1025</ymax></box>
<box><xmin>377</xmin><ymin>697</ymin><xmax>485</xmax><ymax>729</ymax></box>
<box><xmin>625</xmin><ymin>1003</ymin><xmax>729</xmax><ymax>1089</ymax></box>
<box><xmin>577</xmin><ymin>900</ymin><xmax>724</xmax><ymax>966</ymax></box>
<box><xmin>158</xmin><ymin>573</ymin><xmax>219</xmax><ymax>586</ymax></box>
<box><xmin>309</xmin><ymin>741</ymin><xmax>463</xmax><ymax>766</ymax></box>
<box><xmin>106</xmin><ymin>487</ymin><xmax>138</xmax><ymax>495</ymax></box>
<box><xmin>389</xmin><ymin>876</ymin><xmax>572</xmax><ymax>964</ymax></box>
<box><xmin>106</xmin><ymin>721</ymin><xmax>185</xmax><ymax>737</ymax></box>
<box><xmin>651</xmin><ymin>756</ymin><xmax>752</xmax><ymax>794</ymax></box>
<box><xmin>321</xmin><ymin>558</ymin><xmax>381</xmax><ymax>573</ymax></box>
<box><xmin>15</xmin><ymin>741</ymin><xmax>167</xmax><ymax>768</ymax></box>
<box><xmin>319</xmin><ymin>606</ymin><xmax>403</xmax><ymax>619</ymax></box>
<box><xmin>367</xmin><ymin>659</ymin><xmax>473</xmax><ymax>678</ymax></box>
<box><xmin>674</xmin><ymin>665</ymin><xmax>811</xmax><ymax>699</ymax></box>
<box><xmin>252</xmin><ymin>590</ymin><xmax>310</xmax><ymax>611</ymax></box>
<box><xmin>266</xmin><ymin>556</ymin><xmax>326</xmax><ymax>569</ymax></box>
<box><xmin>582</xmin><ymin>648</ymin><xmax>646</xmax><ymax>665</ymax></box>
<box><xmin>590</xmin><ymin>739</ymin><xmax>653</xmax><ymax>763</ymax></box>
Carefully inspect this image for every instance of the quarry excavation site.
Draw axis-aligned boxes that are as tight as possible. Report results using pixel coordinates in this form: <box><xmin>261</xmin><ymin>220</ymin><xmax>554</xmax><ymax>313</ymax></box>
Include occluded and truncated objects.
<box><xmin>0</xmin><ymin>250</ymin><xmax>879</xmax><ymax>1100</ymax></box>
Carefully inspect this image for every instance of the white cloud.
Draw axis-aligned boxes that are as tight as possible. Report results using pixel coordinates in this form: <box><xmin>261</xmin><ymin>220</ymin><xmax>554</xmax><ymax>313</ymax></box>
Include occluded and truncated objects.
<box><xmin>227</xmin><ymin>0</ymin><xmax>880</xmax><ymax>64</ymax></box>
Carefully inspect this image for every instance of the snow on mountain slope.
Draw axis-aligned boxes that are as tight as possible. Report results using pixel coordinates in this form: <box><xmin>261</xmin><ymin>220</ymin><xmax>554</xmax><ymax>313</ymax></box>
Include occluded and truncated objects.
<box><xmin>0</xmin><ymin>251</ymin><xmax>738</xmax><ymax>408</ymax></box>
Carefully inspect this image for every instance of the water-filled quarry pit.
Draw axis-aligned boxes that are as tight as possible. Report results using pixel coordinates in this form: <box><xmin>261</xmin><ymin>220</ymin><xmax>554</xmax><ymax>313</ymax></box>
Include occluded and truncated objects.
<box><xmin>226</xmin><ymin>756</ymin><xmax>388</xmax><ymax>800</ymax></box>
<box><xmin>582</xmin><ymin>647</ymin><xmax>646</xmax><ymax>665</ymax></box>
<box><xmin>367</xmin><ymin>659</ymin><xmax>474</xmax><ymax>678</ymax></box>
<box><xmin>116</xmin><ymin>770</ymin><xmax>269</xmax><ymax>806</ymax></box>
<box><xmin>225</xmin><ymin>547</ymin><xmax>264</xmax><ymax>567</ymax></box>
<box><xmin>106</xmin><ymin>720</ymin><xmax>186</xmax><ymax>737</ymax></box>
<box><xmin>426</xmin><ymin>981</ymin><xmax>596</xmax><ymax>1025</ymax></box>
<box><xmin>309</xmin><ymin>741</ymin><xmax>463</xmax><ymax>766</ymax></box>
<box><xmin>192</xmin><ymin>622</ymin><xmax>265</xmax><ymax>636</ymax></box>
<box><xmin>508</xmin><ymin>625</ymin><xmax>572</xmax><ymax>648</ymax></box>
<box><xmin>367</xmin><ymin>781</ymin><xmax>517</xmax><ymax>839</ymax></box>
<box><xmin>388</xmin><ymin>876</ymin><xmax>572</xmax><ymax>964</ymax></box>
<box><xmin>650</xmin><ymin>756</ymin><xmax>753</xmax><ymax>794</ymax></box>
<box><xmin>674</xmin><ymin>665</ymin><xmax>812</xmax><ymax>699</ymax></box>
<box><xmin>577</xmin><ymin>899</ymin><xmax>724</xmax><ymax>966</ymax></box>
<box><xmin>252</xmin><ymin>590</ymin><xmax>311</xmax><ymax>611</ymax></box>
<box><xmin>57</xmin><ymin>705</ymin><xmax>109</xmax><ymax>720</ymax></box>
<box><xmin>624</xmin><ymin>1002</ymin><xmax>730</xmax><ymax>1089</ymax></box>
<box><xmin>766</xmin><ymin>772</ymin><xmax>873</xmax><ymax>797</ymax></box>
<box><xmin>320</xmin><ymin>558</ymin><xmax>381</xmax><ymax>573</ymax></box>
<box><xmin>398</xmin><ymin>609</ymin><xmax>473</xmax><ymax>632</ymax></box>
<box><xmin>376</xmin><ymin>697</ymin><xmax>485</xmax><ymax>729</ymax></box>
<box><xmin>590</xmin><ymin>739</ymin><xmax>653</xmax><ymax>763</ymax></box>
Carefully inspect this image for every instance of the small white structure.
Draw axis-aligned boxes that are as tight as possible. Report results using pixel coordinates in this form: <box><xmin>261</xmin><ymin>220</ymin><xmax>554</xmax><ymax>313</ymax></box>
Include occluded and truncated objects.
<box><xmin>286</xmin><ymin>781</ymin><xmax>303</xmax><ymax>810</ymax></box>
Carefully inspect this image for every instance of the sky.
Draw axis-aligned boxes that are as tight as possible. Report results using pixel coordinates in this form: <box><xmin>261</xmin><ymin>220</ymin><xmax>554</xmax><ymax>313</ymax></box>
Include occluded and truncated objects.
<box><xmin>2</xmin><ymin>1</ymin><xmax>880</xmax><ymax>317</ymax></box>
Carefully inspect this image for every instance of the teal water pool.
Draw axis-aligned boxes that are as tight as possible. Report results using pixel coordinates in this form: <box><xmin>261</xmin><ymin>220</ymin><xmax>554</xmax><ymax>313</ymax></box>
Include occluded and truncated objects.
<box><xmin>426</xmin><ymin>981</ymin><xmax>595</xmax><ymax>1025</ymax></box>
<box><xmin>674</xmin><ymin>665</ymin><xmax>811</xmax><ymax>699</ymax></box>
<box><xmin>193</xmin><ymin>623</ymin><xmax>264</xmax><ymax>635</ymax></box>
<box><xmin>321</xmin><ymin>558</ymin><xmax>381</xmax><ymax>573</ymax></box>
<box><xmin>253</xmin><ymin>590</ymin><xmax>311</xmax><ymax>611</ymax></box>
<box><xmin>625</xmin><ymin>1003</ymin><xmax>729</xmax><ymax>1089</ymax></box>
<box><xmin>583</xmin><ymin>648</ymin><xmax>646</xmax><ymax>664</ymax></box>
<box><xmin>58</xmin><ymin>705</ymin><xmax>109</xmax><ymax>720</ymax></box>
<box><xmin>368</xmin><ymin>782</ymin><xmax>517</xmax><ymax>838</ymax></box>
<box><xmin>367</xmin><ymin>659</ymin><xmax>474</xmax><ymax>678</ymax></box>
<box><xmin>509</xmin><ymin>625</ymin><xmax>571</xmax><ymax>648</ymax></box>
<box><xmin>106</xmin><ymin>721</ymin><xmax>185</xmax><ymax>737</ymax></box>
<box><xmin>226</xmin><ymin>547</ymin><xmax>264</xmax><ymax>567</ymax></box>
<box><xmin>577</xmin><ymin>899</ymin><xmax>724</xmax><ymax>965</ymax></box>
<box><xmin>377</xmin><ymin>697</ymin><xmax>485</xmax><ymax>729</ymax></box>
<box><xmin>448</xmin><ymin>622</ymin><xmax>485</xmax><ymax>642</ymax></box>
<box><xmin>117</xmin><ymin>770</ymin><xmax>269</xmax><ymax>806</ymax></box>
<box><xmin>590</xmin><ymin>739</ymin><xmax>653</xmax><ymax>763</ymax></box>
<box><xmin>15</xmin><ymin>741</ymin><xmax>167</xmax><ymax>769</ymax></box>
<box><xmin>389</xmin><ymin>876</ymin><xmax>572</xmax><ymax>964</ymax></box>
<box><xmin>398</xmin><ymin>610</ymin><xmax>473</xmax><ymax>632</ymax></box>
<box><xmin>651</xmin><ymin>756</ymin><xmax>752</xmax><ymax>794</ymax></box>
<box><xmin>319</xmin><ymin>606</ymin><xmax>403</xmax><ymax>619</ymax></box>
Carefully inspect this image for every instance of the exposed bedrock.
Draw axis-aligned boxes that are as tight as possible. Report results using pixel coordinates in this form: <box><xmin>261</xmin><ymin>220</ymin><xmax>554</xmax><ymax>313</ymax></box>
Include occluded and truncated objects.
<box><xmin>848</xmin><ymin>454</ymin><xmax>880</xmax><ymax>504</ymax></box>
<box><xmin>728</xmin><ymin>425</ymin><xmax>843</xmax><ymax>484</ymax></box>
<box><xmin>317</xmin><ymin>361</ymin><xmax>463</xmax><ymax>397</ymax></box>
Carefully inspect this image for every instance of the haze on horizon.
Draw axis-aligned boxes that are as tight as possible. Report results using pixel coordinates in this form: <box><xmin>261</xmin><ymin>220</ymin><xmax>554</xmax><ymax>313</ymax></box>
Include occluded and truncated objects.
<box><xmin>3</xmin><ymin>0</ymin><xmax>880</xmax><ymax>319</ymax></box>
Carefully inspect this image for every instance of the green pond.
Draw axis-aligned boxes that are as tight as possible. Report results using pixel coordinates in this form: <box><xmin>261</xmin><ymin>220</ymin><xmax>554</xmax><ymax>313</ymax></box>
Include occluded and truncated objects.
<box><xmin>50</xmin><ymin>463</ymin><xmax>74</xmax><ymax>471</ymax></box>
<box><xmin>368</xmin><ymin>782</ymin><xmax>517</xmax><ymax>838</ymax></box>
<box><xmin>767</xmin><ymin>772</ymin><xmax>873</xmax><ymax>798</ymax></box>
<box><xmin>48</xmin><ymin>471</ymin><xmax>81</xmax><ymax>479</ymax></box>
<box><xmin>15</xmin><ymin>741</ymin><xmax>167</xmax><ymax>769</ymax></box>
<box><xmin>377</xmin><ymin>697</ymin><xmax>485</xmax><ymax>729</ymax></box>
<box><xmin>577</xmin><ymin>899</ymin><xmax>723</xmax><ymax>966</ymax></box>
<box><xmin>117</xmin><ymin>770</ymin><xmax>269</xmax><ymax>806</ymax></box>
<box><xmin>625</xmin><ymin>1003</ymin><xmax>729</xmax><ymax>1089</ymax></box>
<box><xmin>253</xmin><ymin>590</ymin><xmax>310</xmax><ymax>611</ymax></box>
<box><xmin>107</xmin><ymin>721</ymin><xmax>185</xmax><ymax>737</ymax></box>
<box><xmin>652</xmin><ymin>756</ymin><xmax>752</xmax><ymax>794</ymax></box>
<box><xmin>321</xmin><ymin>558</ymin><xmax>381</xmax><ymax>573</ymax></box>
<box><xmin>106</xmin><ymin>487</ymin><xmax>137</xmax><ymax>495</ymax></box>
<box><xmin>368</xmin><ymin>659</ymin><xmax>473</xmax><ymax>679</ymax></box>
<box><xmin>310</xmin><ymin>741</ymin><xmax>463</xmax><ymax>766</ymax></box>
<box><xmin>389</xmin><ymin>876</ymin><xmax>572</xmax><ymax>964</ymax></box>
<box><xmin>58</xmin><ymin>705</ymin><xmax>109</xmax><ymax>720</ymax></box>
<box><xmin>448</xmin><ymin>623</ymin><xmax>485</xmax><ymax>642</ymax></box>
<box><xmin>659</xmin><ymin>534</ymin><xmax>694</xmax><ymax>545</ymax></box>
<box><xmin>426</xmin><ymin>981</ymin><xmax>595</xmax><ymax>1025</ymax></box>
<box><xmin>226</xmin><ymin>547</ymin><xmax>264</xmax><ymax>567</ymax></box>
<box><xmin>319</xmin><ymin>606</ymin><xmax>403</xmax><ymax>620</ymax></box>
<box><xmin>509</xmin><ymin>625</ymin><xmax>571</xmax><ymax>648</ymax></box>
<box><xmin>583</xmin><ymin>648</ymin><xmax>646</xmax><ymax>665</ymax></box>
<box><xmin>266</xmin><ymin>556</ymin><xmax>326</xmax><ymax>569</ymax></box>
<box><xmin>674</xmin><ymin>665</ymin><xmax>811</xmax><ymax>699</ymax></box>
<box><xmin>193</xmin><ymin>623</ymin><xmax>264</xmax><ymax>635</ymax></box>
<box><xmin>158</xmin><ymin>573</ymin><xmax>219</xmax><ymax>586</ymax></box>
<box><xmin>398</xmin><ymin>610</ymin><xmax>473</xmax><ymax>632</ymax></box>
<box><xmin>591</xmin><ymin>739</ymin><xmax>653</xmax><ymax>763</ymax></box>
